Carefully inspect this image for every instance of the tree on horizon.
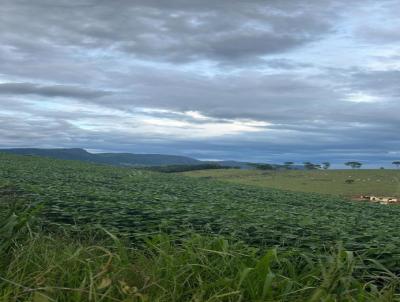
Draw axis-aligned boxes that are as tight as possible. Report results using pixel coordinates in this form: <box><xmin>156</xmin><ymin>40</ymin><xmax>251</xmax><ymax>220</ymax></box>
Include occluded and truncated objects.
<box><xmin>303</xmin><ymin>162</ymin><xmax>321</xmax><ymax>170</ymax></box>
<box><xmin>322</xmin><ymin>162</ymin><xmax>331</xmax><ymax>170</ymax></box>
<box><xmin>345</xmin><ymin>161</ymin><xmax>362</xmax><ymax>169</ymax></box>
<box><xmin>284</xmin><ymin>161</ymin><xmax>294</xmax><ymax>169</ymax></box>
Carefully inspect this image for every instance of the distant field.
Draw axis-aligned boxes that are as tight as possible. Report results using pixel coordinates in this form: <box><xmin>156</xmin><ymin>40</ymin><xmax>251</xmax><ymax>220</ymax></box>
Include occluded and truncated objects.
<box><xmin>183</xmin><ymin>169</ymin><xmax>400</xmax><ymax>196</ymax></box>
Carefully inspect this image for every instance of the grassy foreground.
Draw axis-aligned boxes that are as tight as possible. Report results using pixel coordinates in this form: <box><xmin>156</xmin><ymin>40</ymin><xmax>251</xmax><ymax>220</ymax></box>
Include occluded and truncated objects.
<box><xmin>183</xmin><ymin>169</ymin><xmax>400</xmax><ymax>196</ymax></box>
<box><xmin>2</xmin><ymin>210</ymin><xmax>400</xmax><ymax>302</ymax></box>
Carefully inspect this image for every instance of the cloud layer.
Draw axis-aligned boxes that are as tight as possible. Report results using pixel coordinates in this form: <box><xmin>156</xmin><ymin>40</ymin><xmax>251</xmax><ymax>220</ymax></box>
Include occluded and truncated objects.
<box><xmin>1</xmin><ymin>0</ymin><xmax>399</xmax><ymax>166</ymax></box>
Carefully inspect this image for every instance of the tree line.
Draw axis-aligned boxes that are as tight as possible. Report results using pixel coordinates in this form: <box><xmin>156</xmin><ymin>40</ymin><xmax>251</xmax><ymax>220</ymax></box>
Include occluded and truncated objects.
<box><xmin>280</xmin><ymin>161</ymin><xmax>400</xmax><ymax>170</ymax></box>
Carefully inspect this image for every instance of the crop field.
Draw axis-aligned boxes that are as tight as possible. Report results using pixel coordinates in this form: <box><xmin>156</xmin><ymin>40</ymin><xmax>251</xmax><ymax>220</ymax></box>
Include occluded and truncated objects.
<box><xmin>3</xmin><ymin>153</ymin><xmax>400</xmax><ymax>300</ymax></box>
<box><xmin>183</xmin><ymin>169</ymin><xmax>400</xmax><ymax>196</ymax></box>
<box><xmin>1</xmin><ymin>153</ymin><xmax>400</xmax><ymax>260</ymax></box>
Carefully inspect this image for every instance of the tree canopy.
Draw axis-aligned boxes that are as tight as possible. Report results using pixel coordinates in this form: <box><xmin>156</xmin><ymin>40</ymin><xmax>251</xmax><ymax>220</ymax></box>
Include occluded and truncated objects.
<box><xmin>303</xmin><ymin>162</ymin><xmax>321</xmax><ymax>170</ymax></box>
<box><xmin>344</xmin><ymin>162</ymin><xmax>362</xmax><ymax>169</ymax></box>
<box><xmin>322</xmin><ymin>162</ymin><xmax>331</xmax><ymax>170</ymax></box>
<box><xmin>284</xmin><ymin>162</ymin><xmax>294</xmax><ymax>169</ymax></box>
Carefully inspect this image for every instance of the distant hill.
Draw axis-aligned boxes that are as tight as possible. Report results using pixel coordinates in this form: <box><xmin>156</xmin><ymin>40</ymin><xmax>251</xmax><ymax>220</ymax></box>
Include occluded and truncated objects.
<box><xmin>211</xmin><ymin>160</ymin><xmax>254</xmax><ymax>170</ymax></box>
<box><xmin>0</xmin><ymin>148</ymin><xmax>201</xmax><ymax>167</ymax></box>
<box><xmin>0</xmin><ymin>148</ymin><xmax>286</xmax><ymax>169</ymax></box>
<box><xmin>0</xmin><ymin>148</ymin><xmax>95</xmax><ymax>161</ymax></box>
<box><xmin>95</xmin><ymin>152</ymin><xmax>201</xmax><ymax>166</ymax></box>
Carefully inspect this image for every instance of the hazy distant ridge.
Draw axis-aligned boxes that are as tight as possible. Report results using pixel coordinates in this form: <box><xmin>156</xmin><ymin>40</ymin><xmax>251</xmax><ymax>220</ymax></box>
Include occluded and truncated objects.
<box><xmin>0</xmin><ymin>148</ymin><xmax>202</xmax><ymax>167</ymax></box>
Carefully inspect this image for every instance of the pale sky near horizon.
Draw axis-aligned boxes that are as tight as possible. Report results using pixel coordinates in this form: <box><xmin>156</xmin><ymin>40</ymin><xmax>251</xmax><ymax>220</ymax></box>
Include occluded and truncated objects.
<box><xmin>0</xmin><ymin>0</ymin><xmax>399</xmax><ymax>167</ymax></box>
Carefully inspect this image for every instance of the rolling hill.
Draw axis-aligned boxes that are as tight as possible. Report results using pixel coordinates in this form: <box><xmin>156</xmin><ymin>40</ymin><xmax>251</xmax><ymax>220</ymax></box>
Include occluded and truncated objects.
<box><xmin>0</xmin><ymin>148</ymin><xmax>202</xmax><ymax>167</ymax></box>
<box><xmin>0</xmin><ymin>148</ymin><xmax>262</xmax><ymax>168</ymax></box>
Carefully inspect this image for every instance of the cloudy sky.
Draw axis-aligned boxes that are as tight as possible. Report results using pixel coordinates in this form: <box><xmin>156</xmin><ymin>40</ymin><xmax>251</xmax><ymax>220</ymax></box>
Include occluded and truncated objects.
<box><xmin>1</xmin><ymin>0</ymin><xmax>399</xmax><ymax>166</ymax></box>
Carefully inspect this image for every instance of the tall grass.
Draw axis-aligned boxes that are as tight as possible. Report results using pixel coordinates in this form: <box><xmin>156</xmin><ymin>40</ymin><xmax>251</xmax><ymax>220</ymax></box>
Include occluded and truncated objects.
<box><xmin>1</xmin><ymin>218</ymin><xmax>400</xmax><ymax>302</ymax></box>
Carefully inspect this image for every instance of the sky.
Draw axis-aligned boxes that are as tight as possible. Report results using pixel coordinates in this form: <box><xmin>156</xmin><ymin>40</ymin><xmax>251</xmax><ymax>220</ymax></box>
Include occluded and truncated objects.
<box><xmin>0</xmin><ymin>0</ymin><xmax>399</xmax><ymax>167</ymax></box>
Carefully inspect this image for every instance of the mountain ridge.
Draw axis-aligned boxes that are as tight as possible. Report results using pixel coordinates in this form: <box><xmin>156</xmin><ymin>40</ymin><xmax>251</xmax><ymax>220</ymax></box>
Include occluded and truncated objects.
<box><xmin>0</xmin><ymin>148</ymin><xmax>203</xmax><ymax>167</ymax></box>
<box><xmin>0</xmin><ymin>148</ymin><xmax>253</xmax><ymax>168</ymax></box>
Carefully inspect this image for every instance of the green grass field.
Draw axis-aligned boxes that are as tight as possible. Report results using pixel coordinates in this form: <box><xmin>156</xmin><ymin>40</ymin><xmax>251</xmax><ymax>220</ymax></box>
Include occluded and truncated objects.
<box><xmin>2</xmin><ymin>153</ymin><xmax>400</xmax><ymax>301</ymax></box>
<box><xmin>183</xmin><ymin>169</ymin><xmax>400</xmax><ymax>196</ymax></box>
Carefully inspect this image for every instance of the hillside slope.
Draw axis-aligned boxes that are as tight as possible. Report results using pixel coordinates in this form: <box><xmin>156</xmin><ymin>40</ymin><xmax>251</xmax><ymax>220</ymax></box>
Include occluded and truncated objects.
<box><xmin>0</xmin><ymin>148</ymin><xmax>266</xmax><ymax>169</ymax></box>
<box><xmin>0</xmin><ymin>148</ymin><xmax>201</xmax><ymax>166</ymax></box>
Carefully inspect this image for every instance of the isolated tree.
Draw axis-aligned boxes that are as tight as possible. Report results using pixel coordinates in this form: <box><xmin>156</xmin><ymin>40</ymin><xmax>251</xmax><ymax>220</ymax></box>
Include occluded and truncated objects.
<box><xmin>284</xmin><ymin>161</ymin><xmax>294</xmax><ymax>169</ymax></box>
<box><xmin>303</xmin><ymin>162</ymin><xmax>312</xmax><ymax>170</ymax></box>
<box><xmin>322</xmin><ymin>162</ymin><xmax>331</xmax><ymax>170</ymax></box>
<box><xmin>303</xmin><ymin>162</ymin><xmax>320</xmax><ymax>170</ymax></box>
<box><xmin>345</xmin><ymin>161</ymin><xmax>362</xmax><ymax>169</ymax></box>
<box><xmin>393</xmin><ymin>161</ymin><xmax>400</xmax><ymax>169</ymax></box>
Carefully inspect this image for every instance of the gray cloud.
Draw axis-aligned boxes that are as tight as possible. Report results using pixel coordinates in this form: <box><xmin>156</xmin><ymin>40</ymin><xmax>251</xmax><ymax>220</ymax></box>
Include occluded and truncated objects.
<box><xmin>0</xmin><ymin>83</ymin><xmax>110</xmax><ymax>99</ymax></box>
<box><xmin>355</xmin><ymin>1</ymin><xmax>400</xmax><ymax>44</ymax></box>
<box><xmin>349</xmin><ymin>70</ymin><xmax>400</xmax><ymax>97</ymax></box>
<box><xmin>0</xmin><ymin>0</ymin><xmax>340</xmax><ymax>65</ymax></box>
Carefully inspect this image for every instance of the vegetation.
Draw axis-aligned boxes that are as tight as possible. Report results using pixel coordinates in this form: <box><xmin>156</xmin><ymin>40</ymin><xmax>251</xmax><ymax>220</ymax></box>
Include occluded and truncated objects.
<box><xmin>393</xmin><ymin>161</ymin><xmax>400</xmax><ymax>169</ymax></box>
<box><xmin>184</xmin><ymin>169</ymin><xmax>400</xmax><ymax>196</ymax></box>
<box><xmin>283</xmin><ymin>161</ymin><xmax>294</xmax><ymax>169</ymax></box>
<box><xmin>1</xmin><ymin>153</ymin><xmax>400</xmax><ymax>254</ymax></box>
<box><xmin>2</xmin><ymin>153</ymin><xmax>400</xmax><ymax>300</ymax></box>
<box><xmin>345</xmin><ymin>161</ymin><xmax>363</xmax><ymax>169</ymax></box>
<box><xmin>322</xmin><ymin>162</ymin><xmax>331</xmax><ymax>170</ymax></box>
<box><xmin>248</xmin><ymin>163</ymin><xmax>276</xmax><ymax>170</ymax></box>
<box><xmin>0</xmin><ymin>148</ymin><xmax>253</xmax><ymax>169</ymax></box>
<box><xmin>0</xmin><ymin>148</ymin><xmax>202</xmax><ymax>167</ymax></box>
<box><xmin>145</xmin><ymin>163</ymin><xmax>236</xmax><ymax>173</ymax></box>
<box><xmin>303</xmin><ymin>162</ymin><xmax>321</xmax><ymax>170</ymax></box>
<box><xmin>3</xmin><ymin>210</ymin><xmax>400</xmax><ymax>301</ymax></box>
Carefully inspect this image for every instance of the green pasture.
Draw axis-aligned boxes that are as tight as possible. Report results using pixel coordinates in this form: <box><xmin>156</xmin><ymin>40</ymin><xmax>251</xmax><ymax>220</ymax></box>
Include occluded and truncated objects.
<box><xmin>183</xmin><ymin>169</ymin><xmax>400</xmax><ymax>196</ymax></box>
